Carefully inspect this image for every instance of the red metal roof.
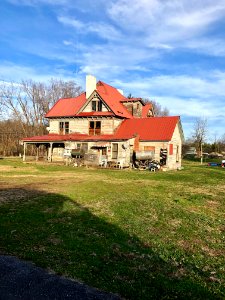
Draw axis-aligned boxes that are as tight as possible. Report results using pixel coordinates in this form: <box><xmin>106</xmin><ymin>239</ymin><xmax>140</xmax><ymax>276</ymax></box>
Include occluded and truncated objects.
<box><xmin>45</xmin><ymin>81</ymin><xmax>133</xmax><ymax>119</ymax></box>
<box><xmin>44</xmin><ymin>80</ymin><xmax>153</xmax><ymax>120</ymax></box>
<box><xmin>22</xmin><ymin>133</ymin><xmax>87</xmax><ymax>142</ymax></box>
<box><xmin>45</xmin><ymin>93</ymin><xmax>87</xmax><ymax>118</ymax></box>
<box><xmin>22</xmin><ymin>116</ymin><xmax>180</xmax><ymax>143</ymax></box>
<box><xmin>96</xmin><ymin>81</ymin><xmax>132</xmax><ymax>118</ymax></box>
<box><xmin>114</xmin><ymin>116</ymin><xmax>180</xmax><ymax>141</ymax></box>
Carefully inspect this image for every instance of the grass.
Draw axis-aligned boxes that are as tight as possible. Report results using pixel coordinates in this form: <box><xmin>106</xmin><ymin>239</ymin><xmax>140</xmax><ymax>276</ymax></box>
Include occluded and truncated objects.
<box><xmin>0</xmin><ymin>158</ymin><xmax>225</xmax><ymax>299</ymax></box>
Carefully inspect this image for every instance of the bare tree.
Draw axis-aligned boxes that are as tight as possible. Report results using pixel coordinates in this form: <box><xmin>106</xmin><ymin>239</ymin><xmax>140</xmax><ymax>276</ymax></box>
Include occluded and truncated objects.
<box><xmin>151</xmin><ymin>100</ymin><xmax>169</xmax><ymax>116</ymax></box>
<box><xmin>192</xmin><ymin>118</ymin><xmax>208</xmax><ymax>159</ymax></box>
<box><xmin>220</xmin><ymin>133</ymin><xmax>225</xmax><ymax>144</ymax></box>
<box><xmin>217</xmin><ymin>133</ymin><xmax>225</xmax><ymax>153</ymax></box>
<box><xmin>0</xmin><ymin>119</ymin><xmax>24</xmax><ymax>156</ymax></box>
<box><xmin>143</xmin><ymin>99</ymin><xmax>169</xmax><ymax>116</ymax></box>
<box><xmin>0</xmin><ymin>78</ymin><xmax>82</xmax><ymax>155</ymax></box>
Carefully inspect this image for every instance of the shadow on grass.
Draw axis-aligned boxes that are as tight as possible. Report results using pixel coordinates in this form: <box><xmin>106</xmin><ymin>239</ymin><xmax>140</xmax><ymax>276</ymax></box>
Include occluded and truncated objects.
<box><xmin>0</xmin><ymin>188</ymin><xmax>219</xmax><ymax>300</ymax></box>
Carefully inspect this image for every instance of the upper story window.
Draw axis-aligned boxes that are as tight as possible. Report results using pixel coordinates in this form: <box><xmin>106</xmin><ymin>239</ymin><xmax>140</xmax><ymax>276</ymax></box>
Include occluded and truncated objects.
<box><xmin>92</xmin><ymin>100</ymin><xmax>102</xmax><ymax>112</ymax></box>
<box><xmin>89</xmin><ymin>121</ymin><xmax>101</xmax><ymax>135</ymax></box>
<box><xmin>59</xmin><ymin>121</ymin><xmax>69</xmax><ymax>134</ymax></box>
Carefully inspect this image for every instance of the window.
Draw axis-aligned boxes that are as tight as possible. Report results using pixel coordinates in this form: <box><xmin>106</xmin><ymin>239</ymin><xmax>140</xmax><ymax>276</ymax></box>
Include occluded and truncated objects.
<box><xmin>92</xmin><ymin>101</ymin><xmax>97</xmax><ymax>111</ymax></box>
<box><xmin>92</xmin><ymin>100</ymin><xmax>102</xmax><ymax>111</ymax></box>
<box><xmin>59</xmin><ymin>121</ymin><xmax>69</xmax><ymax>134</ymax></box>
<box><xmin>102</xmin><ymin>148</ymin><xmax>107</xmax><ymax>155</ymax></box>
<box><xmin>89</xmin><ymin>121</ymin><xmax>101</xmax><ymax>135</ymax></box>
<box><xmin>112</xmin><ymin>143</ymin><xmax>118</xmax><ymax>159</ymax></box>
<box><xmin>65</xmin><ymin>122</ymin><xmax>69</xmax><ymax>134</ymax></box>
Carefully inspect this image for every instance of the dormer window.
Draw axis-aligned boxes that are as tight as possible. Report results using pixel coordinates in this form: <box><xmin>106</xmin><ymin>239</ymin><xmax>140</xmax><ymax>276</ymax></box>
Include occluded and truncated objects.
<box><xmin>92</xmin><ymin>100</ymin><xmax>102</xmax><ymax>111</ymax></box>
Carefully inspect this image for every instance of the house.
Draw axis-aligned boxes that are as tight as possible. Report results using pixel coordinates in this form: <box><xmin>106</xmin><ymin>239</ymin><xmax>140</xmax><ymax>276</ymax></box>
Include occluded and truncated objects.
<box><xmin>22</xmin><ymin>75</ymin><xmax>184</xmax><ymax>170</ymax></box>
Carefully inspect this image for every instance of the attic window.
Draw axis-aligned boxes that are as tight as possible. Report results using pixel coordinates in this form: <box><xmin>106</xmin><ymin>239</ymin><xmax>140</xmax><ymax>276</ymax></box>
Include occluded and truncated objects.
<box><xmin>92</xmin><ymin>100</ymin><xmax>102</xmax><ymax>111</ymax></box>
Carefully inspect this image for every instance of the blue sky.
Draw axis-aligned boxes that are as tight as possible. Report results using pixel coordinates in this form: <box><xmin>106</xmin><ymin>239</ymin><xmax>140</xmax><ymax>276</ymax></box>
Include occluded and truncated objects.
<box><xmin>1</xmin><ymin>0</ymin><xmax>225</xmax><ymax>141</ymax></box>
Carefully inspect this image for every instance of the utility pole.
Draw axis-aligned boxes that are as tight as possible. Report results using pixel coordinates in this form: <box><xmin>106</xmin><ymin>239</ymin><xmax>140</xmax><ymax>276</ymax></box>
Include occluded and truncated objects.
<box><xmin>200</xmin><ymin>141</ymin><xmax>203</xmax><ymax>165</ymax></box>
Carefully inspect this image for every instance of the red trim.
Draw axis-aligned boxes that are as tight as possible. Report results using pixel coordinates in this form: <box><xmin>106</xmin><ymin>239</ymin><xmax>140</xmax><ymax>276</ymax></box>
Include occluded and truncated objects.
<box><xmin>77</xmin><ymin>112</ymin><xmax>114</xmax><ymax>117</ymax></box>
<box><xmin>169</xmin><ymin>144</ymin><xmax>173</xmax><ymax>155</ymax></box>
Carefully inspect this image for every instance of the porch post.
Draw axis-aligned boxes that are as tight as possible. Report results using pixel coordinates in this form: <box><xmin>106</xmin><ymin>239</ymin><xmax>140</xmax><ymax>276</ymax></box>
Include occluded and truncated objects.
<box><xmin>23</xmin><ymin>142</ymin><xmax>27</xmax><ymax>162</ymax></box>
<box><xmin>44</xmin><ymin>144</ymin><xmax>48</xmax><ymax>161</ymax></box>
<box><xmin>36</xmin><ymin>144</ymin><xmax>39</xmax><ymax>161</ymax></box>
<box><xmin>48</xmin><ymin>142</ymin><xmax>53</xmax><ymax>162</ymax></box>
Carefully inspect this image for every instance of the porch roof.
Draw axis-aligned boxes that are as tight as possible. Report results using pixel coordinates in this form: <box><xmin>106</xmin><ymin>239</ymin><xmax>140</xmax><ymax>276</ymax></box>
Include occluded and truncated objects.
<box><xmin>21</xmin><ymin>133</ymin><xmax>128</xmax><ymax>143</ymax></box>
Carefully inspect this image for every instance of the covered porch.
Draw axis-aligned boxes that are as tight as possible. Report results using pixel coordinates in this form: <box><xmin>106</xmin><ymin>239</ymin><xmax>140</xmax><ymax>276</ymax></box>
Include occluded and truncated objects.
<box><xmin>22</xmin><ymin>141</ymin><xmax>65</xmax><ymax>162</ymax></box>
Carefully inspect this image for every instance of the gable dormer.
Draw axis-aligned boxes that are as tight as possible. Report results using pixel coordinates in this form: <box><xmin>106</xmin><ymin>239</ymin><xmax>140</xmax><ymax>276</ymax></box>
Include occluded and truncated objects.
<box><xmin>81</xmin><ymin>91</ymin><xmax>110</xmax><ymax>113</ymax></box>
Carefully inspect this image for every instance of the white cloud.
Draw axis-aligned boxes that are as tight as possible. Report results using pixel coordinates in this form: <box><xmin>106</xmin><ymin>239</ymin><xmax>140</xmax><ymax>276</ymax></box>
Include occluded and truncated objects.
<box><xmin>115</xmin><ymin>72</ymin><xmax>225</xmax><ymax>99</ymax></box>
<box><xmin>0</xmin><ymin>62</ymin><xmax>77</xmax><ymax>83</ymax></box>
<box><xmin>58</xmin><ymin>16</ymin><xmax>122</xmax><ymax>41</ymax></box>
<box><xmin>113</xmin><ymin>73</ymin><xmax>225</xmax><ymax>138</ymax></box>
<box><xmin>185</xmin><ymin>38</ymin><xmax>225</xmax><ymax>57</ymax></box>
<box><xmin>109</xmin><ymin>0</ymin><xmax>225</xmax><ymax>33</ymax></box>
<box><xmin>7</xmin><ymin>0</ymin><xmax>69</xmax><ymax>6</ymax></box>
<box><xmin>77</xmin><ymin>42</ymin><xmax>158</xmax><ymax>80</ymax></box>
<box><xmin>63</xmin><ymin>40</ymin><xmax>73</xmax><ymax>46</ymax></box>
<box><xmin>58</xmin><ymin>16</ymin><xmax>84</xmax><ymax>30</ymax></box>
<box><xmin>108</xmin><ymin>0</ymin><xmax>225</xmax><ymax>52</ymax></box>
<box><xmin>7</xmin><ymin>0</ymin><xmax>225</xmax><ymax>57</ymax></box>
<box><xmin>168</xmin><ymin>2</ymin><xmax>225</xmax><ymax>29</ymax></box>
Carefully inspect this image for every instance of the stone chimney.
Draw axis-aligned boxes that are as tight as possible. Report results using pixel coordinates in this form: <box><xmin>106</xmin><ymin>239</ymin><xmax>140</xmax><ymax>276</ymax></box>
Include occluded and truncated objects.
<box><xmin>86</xmin><ymin>75</ymin><xmax>96</xmax><ymax>99</ymax></box>
<box><xmin>117</xmin><ymin>88</ymin><xmax>124</xmax><ymax>95</ymax></box>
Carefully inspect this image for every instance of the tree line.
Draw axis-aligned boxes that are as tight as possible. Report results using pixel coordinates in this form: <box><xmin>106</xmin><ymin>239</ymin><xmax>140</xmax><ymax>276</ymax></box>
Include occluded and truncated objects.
<box><xmin>183</xmin><ymin>118</ymin><xmax>225</xmax><ymax>158</ymax></box>
<box><xmin>0</xmin><ymin>79</ymin><xmax>82</xmax><ymax>156</ymax></box>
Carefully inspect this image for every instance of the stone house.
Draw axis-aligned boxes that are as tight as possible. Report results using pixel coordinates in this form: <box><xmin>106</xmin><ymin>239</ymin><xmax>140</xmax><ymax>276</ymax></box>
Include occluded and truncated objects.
<box><xmin>22</xmin><ymin>75</ymin><xmax>184</xmax><ymax>170</ymax></box>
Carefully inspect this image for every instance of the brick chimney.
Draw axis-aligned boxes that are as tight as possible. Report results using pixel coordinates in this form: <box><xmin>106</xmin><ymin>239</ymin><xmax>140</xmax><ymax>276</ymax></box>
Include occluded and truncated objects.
<box><xmin>86</xmin><ymin>75</ymin><xmax>96</xmax><ymax>99</ymax></box>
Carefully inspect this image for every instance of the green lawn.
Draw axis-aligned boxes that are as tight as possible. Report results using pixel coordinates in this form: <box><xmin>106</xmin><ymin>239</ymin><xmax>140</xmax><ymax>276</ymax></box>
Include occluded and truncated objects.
<box><xmin>0</xmin><ymin>158</ymin><xmax>224</xmax><ymax>299</ymax></box>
